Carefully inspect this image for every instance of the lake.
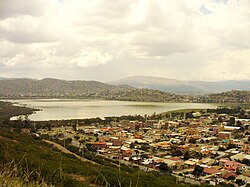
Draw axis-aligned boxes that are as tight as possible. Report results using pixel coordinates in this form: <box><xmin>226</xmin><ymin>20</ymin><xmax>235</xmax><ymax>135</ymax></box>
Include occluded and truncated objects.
<box><xmin>7</xmin><ymin>99</ymin><xmax>218</xmax><ymax>121</ymax></box>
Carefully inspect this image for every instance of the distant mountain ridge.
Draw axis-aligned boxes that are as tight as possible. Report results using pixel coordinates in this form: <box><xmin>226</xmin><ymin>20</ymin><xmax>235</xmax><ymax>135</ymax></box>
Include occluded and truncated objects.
<box><xmin>0</xmin><ymin>77</ymin><xmax>249</xmax><ymax>103</ymax></box>
<box><xmin>0</xmin><ymin>78</ymin><xmax>193</xmax><ymax>102</ymax></box>
<box><xmin>110</xmin><ymin>76</ymin><xmax>250</xmax><ymax>94</ymax></box>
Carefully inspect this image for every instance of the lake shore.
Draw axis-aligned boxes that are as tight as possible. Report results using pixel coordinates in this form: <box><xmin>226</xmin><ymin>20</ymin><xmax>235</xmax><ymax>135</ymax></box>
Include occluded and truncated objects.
<box><xmin>5</xmin><ymin>98</ymin><xmax>219</xmax><ymax>121</ymax></box>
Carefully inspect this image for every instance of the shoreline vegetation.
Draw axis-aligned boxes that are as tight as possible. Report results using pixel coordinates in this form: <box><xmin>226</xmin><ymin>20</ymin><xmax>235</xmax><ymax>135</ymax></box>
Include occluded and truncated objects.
<box><xmin>0</xmin><ymin>89</ymin><xmax>250</xmax><ymax>104</ymax></box>
<box><xmin>0</xmin><ymin>99</ymin><xmax>249</xmax><ymax>124</ymax></box>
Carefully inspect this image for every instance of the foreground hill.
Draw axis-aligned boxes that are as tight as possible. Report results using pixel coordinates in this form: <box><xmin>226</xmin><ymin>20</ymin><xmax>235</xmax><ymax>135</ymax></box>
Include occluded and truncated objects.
<box><xmin>110</xmin><ymin>76</ymin><xmax>250</xmax><ymax>93</ymax></box>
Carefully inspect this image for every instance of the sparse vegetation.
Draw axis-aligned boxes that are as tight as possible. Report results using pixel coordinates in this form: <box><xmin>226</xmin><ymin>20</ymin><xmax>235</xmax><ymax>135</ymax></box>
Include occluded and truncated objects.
<box><xmin>0</xmin><ymin>160</ymin><xmax>50</xmax><ymax>187</ymax></box>
<box><xmin>0</xmin><ymin>101</ymin><xmax>34</xmax><ymax>121</ymax></box>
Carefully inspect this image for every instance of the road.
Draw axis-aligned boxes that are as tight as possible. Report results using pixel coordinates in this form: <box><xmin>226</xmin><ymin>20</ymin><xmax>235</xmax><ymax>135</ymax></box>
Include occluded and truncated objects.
<box><xmin>42</xmin><ymin>139</ymin><xmax>99</xmax><ymax>165</ymax></box>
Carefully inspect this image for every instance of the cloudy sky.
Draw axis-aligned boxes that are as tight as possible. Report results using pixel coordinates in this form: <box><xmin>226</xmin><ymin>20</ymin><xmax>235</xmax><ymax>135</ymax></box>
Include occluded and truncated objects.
<box><xmin>0</xmin><ymin>0</ymin><xmax>249</xmax><ymax>82</ymax></box>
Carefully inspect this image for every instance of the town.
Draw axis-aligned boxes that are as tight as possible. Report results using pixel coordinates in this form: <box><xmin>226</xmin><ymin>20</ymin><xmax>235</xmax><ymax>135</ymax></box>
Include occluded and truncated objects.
<box><xmin>29</xmin><ymin>107</ymin><xmax>250</xmax><ymax>186</ymax></box>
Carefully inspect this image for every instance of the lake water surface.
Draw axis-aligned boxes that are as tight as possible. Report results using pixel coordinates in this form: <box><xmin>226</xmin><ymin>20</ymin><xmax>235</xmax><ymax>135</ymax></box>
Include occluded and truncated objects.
<box><xmin>7</xmin><ymin>99</ymin><xmax>218</xmax><ymax>121</ymax></box>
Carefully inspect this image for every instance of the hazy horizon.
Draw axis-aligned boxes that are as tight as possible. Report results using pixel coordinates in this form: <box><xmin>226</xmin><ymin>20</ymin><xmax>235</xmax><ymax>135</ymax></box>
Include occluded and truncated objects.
<box><xmin>0</xmin><ymin>0</ymin><xmax>249</xmax><ymax>82</ymax></box>
<box><xmin>1</xmin><ymin>75</ymin><xmax>250</xmax><ymax>83</ymax></box>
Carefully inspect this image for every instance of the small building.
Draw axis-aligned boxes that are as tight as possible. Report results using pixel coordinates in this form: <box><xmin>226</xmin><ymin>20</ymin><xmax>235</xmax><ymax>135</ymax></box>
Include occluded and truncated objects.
<box><xmin>224</xmin><ymin>160</ymin><xmax>243</xmax><ymax>172</ymax></box>
<box><xmin>218</xmin><ymin>131</ymin><xmax>231</xmax><ymax>140</ymax></box>
<box><xmin>203</xmin><ymin>167</ymin><xmax>220</xmax><ymax>175</ymax></box>
<box><xmin>183</xmin><ymin>159</ymin><xmax>197</xmax><ymax>169</ymax></box>
<box><xmin>186</xmin><ymin>128</ymin><xmax>198</xmax><ymax>136</ymax></box>
<box><xmin>92</xmin><ymin>142</ymin><xmax>108</xmax><ymax>149</ymax></box>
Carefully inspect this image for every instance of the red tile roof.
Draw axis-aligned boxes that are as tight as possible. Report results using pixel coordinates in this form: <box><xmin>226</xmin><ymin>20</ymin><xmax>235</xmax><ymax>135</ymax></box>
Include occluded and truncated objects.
<box><xmin>203</xmin><ymin>167</ymin><xmax>219</xmax><ymax>175</ymax></box>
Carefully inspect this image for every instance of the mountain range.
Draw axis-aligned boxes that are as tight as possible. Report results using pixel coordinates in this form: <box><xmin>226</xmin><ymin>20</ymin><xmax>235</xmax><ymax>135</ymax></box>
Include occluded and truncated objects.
<box><xmin>0</xmin><ymin>78</ymin><xmax>192</xmax><ymax>102</ymax></box>
<box><xmin>0</xmin><ymin>78</ymin><xmax>130</xmax><ymax>97</ymax></box>
<box><xmin>110</xmin><ymin>76</ymin><xmax>250</xmax><ymax>94</ymax></box>
<box><xmin>0</xmin><ymin>77</ymin><xmax>249</xmax><ymax>103</ymax></box>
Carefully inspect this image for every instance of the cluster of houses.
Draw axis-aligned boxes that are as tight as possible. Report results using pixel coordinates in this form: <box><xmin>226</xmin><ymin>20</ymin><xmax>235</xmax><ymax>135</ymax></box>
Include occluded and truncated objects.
<box><xmin>37</xmin><ymin>111</ymin><xmax>250</xmax><ymax>186</ymax></box>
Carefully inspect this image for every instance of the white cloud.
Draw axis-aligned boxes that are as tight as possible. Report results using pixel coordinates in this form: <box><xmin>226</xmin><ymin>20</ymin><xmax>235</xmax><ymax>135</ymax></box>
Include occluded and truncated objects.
<box><xmin>70</xmin><ymin>51</ymin><xmax>113</xmax><ymax>68</ymax></box>
<box><xmin>0</xmin><ymin>0</ymin><xmax>249</xmax><ymax>81</ymax></box>
<box><xmin>0</xmin><ymin>16</ymin><xmax>59</xmax><ymax>43</ymax></box>
<box><xmin>0</xmin><ymin>0</ymin><xmax>49</xmax><ymax>19</ymax></box>
<box><xmin>202</xmin><ymin>50</ymin><xmax>250</xmax><ymax>80</ymax></box>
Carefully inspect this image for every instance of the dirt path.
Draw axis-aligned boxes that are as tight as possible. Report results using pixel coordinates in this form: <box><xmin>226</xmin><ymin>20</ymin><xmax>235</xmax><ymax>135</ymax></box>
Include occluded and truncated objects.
<box><xmin>42</xmin><ymin>139</ymin><xmax>99</xmax><ymax>165</ymax></box>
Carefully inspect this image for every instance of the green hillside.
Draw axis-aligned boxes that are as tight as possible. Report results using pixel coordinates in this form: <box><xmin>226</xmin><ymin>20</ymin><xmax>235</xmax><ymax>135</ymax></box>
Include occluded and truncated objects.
<box><xmin>198</xmin><ymin>90</ymin><xmax>250</xmax><ymax>103</ymax></box>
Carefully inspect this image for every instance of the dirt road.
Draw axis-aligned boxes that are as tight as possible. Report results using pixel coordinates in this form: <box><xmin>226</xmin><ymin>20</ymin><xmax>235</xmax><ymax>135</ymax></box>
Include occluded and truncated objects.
<box><xmin>42</xmin><ymin>139</ymin><xmax>99</xmax><ymax>165</ymax></box>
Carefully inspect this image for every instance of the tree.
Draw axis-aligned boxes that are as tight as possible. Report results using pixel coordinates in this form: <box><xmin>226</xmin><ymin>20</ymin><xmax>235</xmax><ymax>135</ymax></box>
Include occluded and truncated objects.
<box><xmin>186</xmin><ymin>112</ymin><xmax>194</xmax><ymax>119</ymax></box>
<box><xmin>183</xmin><ymin>151</ymin><xmax>190</xmax><ymax>160</ymax></box>
<box><xmin>79</xmin><ymin>139</ymin><xmax>85</xmax><ymax>145</ymax></box>
<box><xmin>189</xmin><ymin>138</ymin><xmax>196</xmax><ymax>144</ymax></box>
<box><xmin>72</xmin><ymin>124</ymin><xmax>77</xmax><ymax>131</ymax></box>
<box><xmin>195</xmin><ymin>152</ymin><xmax>202</xmax><ymax>159</ymax></box>
<box><xmin>240</xmin><ymin>109</ymin><xmax>246</xmax><ymax>118</ymax></box>
<box><xmin>212</xmin><ymin>152</ymin><xmax>219</xmax><ymax>158</ymax></box>
<box><xmin>171</xmin><ymin>149</ymin><xmax>183</xmax><ymax>157</ymax></box>
<box><xmin>218</xmin><ymin>146</ymin><xmax>226</xmax><ymax>151</ymax></box>
<box><xmin>242</xmin><ymin>159</ymin><xmax>250</xmax><ymax>166</ymax></box>
<box><xmin>64</xmin><ymin>138</ymin><xmax>72</xmax><ymax>147</ymax></box>
<box><xmin>235</xmin><ymin>179</ymin><xmax>245</xmax><ymax>186</ymax></box>
<box><xmin>158</xmin><ymin>163</ymin><xmax>172</xmax><ymax>174</ymax></box>
<box><xmin>130</xmin><ymin>142</ymin><xmax>136</xmax><ymax>149</ymax></box>
<box><xmin>227</xmin><ymin>176</ymin><xmax>235</xmax><ymax>181</ymax></box>
<box><xmin>45</xmin><ymin>122</ymin><xmax>52</xmax><ymax>131</ymax></box>
<box><xmin>74</xmin><ymin>135</ymin><xmax>80</xmax><ymax>140</ymax></box>
<box><xmin>152</xmin><ymin>147</ymin><xmax>157</xmax><ymax>154</ymax></box>
<box><xmin>192</xmin><ymin>165</ymin><xmax>203</xmax><ymax>177</ymax></box>
<box><xmin>179</xmin><ymin>141</ymin><xmax>185</xmax><ymax>145</ymax></box>
<box><xmin>1</xmin><ymin>118</ymin><xmax>9</xmax><ymax>126</ymax></box>
<box><xmin>228</xmin><ymin>144</ymin><xmax>236</xmax><ymax>149</ymax></box>
<box><xmin>236</xmin><ymin>120</ymin><xmax>242</xmax><ymax>127</ymax></box>
<box><xmin>94</xmin><ymin>133</ymin><xmax>99</xmax><ymax>142</ymax></box>
<box><xmin>86</xmin><ymin>143</ymin><xmax>95</xmax><ymax>152</ymax></box>
<box><xmin>229</xmin><ymin>117</ymin><xmax>235</xmax><ymax>125</ymax></box>
<box><xmin>141</xmin><ymin>144</ymin><xmax>149</xmax><ymax>151</ymax></box>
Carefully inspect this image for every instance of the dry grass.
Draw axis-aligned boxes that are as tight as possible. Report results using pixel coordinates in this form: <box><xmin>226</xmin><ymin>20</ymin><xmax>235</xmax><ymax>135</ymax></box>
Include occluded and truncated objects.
<box><xmin>0</xmin><ymin>160</ymin><xmax>52</xmax><ymax>187</ymax></box>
